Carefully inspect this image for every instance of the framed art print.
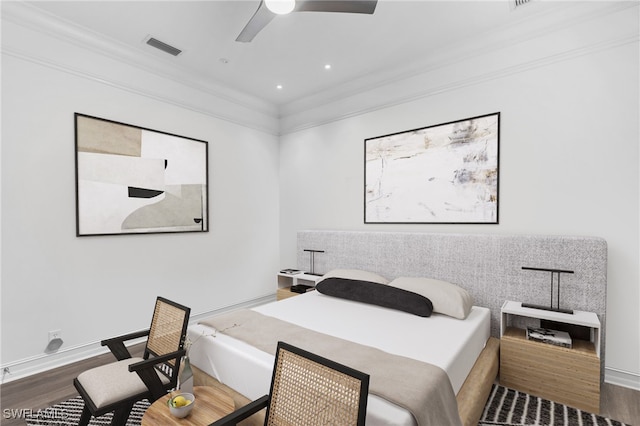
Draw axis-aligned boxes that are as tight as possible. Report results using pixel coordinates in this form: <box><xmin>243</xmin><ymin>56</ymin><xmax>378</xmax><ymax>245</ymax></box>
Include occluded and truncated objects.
<box><xmin>365</xmin><ymin>112</ymin><xmax>499</xmax><ymax>224</ymax></box>
<box><xmin>75</xmin><ymin>113</ymin><xmax>209</xmax><ymax>236</ymax></box>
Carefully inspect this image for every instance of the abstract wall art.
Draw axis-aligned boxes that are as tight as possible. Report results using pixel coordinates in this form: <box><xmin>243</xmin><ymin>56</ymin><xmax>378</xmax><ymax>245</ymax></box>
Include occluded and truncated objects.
<box><xmin>75</xmin><ymin>113</ymin><xmax>209</xmax><ymax>236</ymax></box>
<box><xmin>365</xmin><ymin>112</ymin><xmax>499</xmax><ymax>224</ymax></box>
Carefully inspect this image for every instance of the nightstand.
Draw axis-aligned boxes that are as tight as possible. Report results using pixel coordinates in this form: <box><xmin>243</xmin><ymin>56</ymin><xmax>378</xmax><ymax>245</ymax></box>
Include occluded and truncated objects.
<box><xmin>500</xmin><ymin>300</ymin><xmax>601</xmax><ymax>413</ymax></box>
<box><xmin>276</xmin><ymin>272</ymin><xmax>323</xmax><ymax>301</ymax></box>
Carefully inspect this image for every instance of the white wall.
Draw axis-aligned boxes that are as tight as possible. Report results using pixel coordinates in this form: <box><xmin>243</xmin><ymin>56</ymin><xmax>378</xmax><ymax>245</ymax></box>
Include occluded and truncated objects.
<box><xmin>1</xmin><ymin>6</ymin><xmax>280</xmax><ymax>379</ymax></box>
<box><xmin>279</xmin><ymin>4</ymin><xmax>640</xmax><ymax>387</ymax></box>
<box><xmin>1</xmin><ymin>1</ymin><xmax>638</xmax><ymax>391</ymax></box>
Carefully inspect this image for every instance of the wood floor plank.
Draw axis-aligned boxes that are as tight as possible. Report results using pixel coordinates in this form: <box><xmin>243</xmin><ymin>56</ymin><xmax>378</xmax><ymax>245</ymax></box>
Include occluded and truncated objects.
<box><xmin>600</xmin><ymin>382</ymin><xmax>640</xmax><ymax>425</ymax></box>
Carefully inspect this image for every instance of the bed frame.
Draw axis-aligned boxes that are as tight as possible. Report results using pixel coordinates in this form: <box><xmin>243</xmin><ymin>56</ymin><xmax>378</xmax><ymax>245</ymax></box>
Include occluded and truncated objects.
<box><xmin>195</xmin><ymin>231</ymin><xmax>607</xmax><ymax>426</ymax></box>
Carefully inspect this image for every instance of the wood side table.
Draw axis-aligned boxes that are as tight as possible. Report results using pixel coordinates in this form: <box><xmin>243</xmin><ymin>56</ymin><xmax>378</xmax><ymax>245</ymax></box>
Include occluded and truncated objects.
<box><xmin>142</xmin><ymin>386</ymin><xmax>234</xmax><ymax>425</ymax></box>
<box><xmin>499</xmin><ymin>301</ymin><xmax>601</xmax><ymax>413</ymax></box>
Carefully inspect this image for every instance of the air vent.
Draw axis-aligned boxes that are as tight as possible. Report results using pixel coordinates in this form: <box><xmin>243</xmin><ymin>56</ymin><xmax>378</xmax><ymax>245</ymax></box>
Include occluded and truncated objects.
<box><xmin>145</xmin><ymin>37</ymin><xmax>182</xmax><ymax>56</ymax></box>
<box><xmin>511</xmin><ymin>0</ymin><xmax>532</xmax><ymax>9</ymax></box>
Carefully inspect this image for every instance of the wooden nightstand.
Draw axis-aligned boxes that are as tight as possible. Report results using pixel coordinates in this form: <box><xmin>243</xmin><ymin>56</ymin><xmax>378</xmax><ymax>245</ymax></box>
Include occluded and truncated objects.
<box><xmin>499</xmin><ymin>301</ymin><xmax>601</xmax><ymax>413</ymax></box>
<box><xmin>277</xmin><ymin>272</ymin><xmax>323</xmax><ymax>300</ymax></box>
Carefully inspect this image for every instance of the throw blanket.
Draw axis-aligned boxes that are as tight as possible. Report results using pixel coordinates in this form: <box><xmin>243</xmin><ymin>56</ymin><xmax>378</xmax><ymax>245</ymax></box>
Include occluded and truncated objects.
<box><xmin>200</xmin><ymin>309</ymin><xmax>462</xmax><ymax>426</ymax></box>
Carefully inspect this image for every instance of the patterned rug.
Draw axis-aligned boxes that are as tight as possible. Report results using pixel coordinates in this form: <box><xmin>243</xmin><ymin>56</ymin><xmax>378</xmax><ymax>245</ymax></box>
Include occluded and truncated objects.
<box><xmin>479</xmin><ymin>384</ymin><xmax>630</xmax><ymax>426</ymax></box>
<box><xmin>24</xmin><ymin>397</ymin><xmax>149</xmax><ymax>426</ymax></box>
<box><xmin>24</xmin><ymin>385</ymin><xmax>629</xmax><ymax>426</ymax></box>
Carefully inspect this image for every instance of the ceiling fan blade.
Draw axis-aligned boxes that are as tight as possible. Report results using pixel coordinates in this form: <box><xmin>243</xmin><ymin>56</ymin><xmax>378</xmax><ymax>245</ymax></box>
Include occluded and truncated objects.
<box><xmin>236</xmin><ymin>1</ymin><xmax>277</xmax><ymax>43</ymax></box>
<box><xmin>295</xmin><ymin>0</ymin><xmax>377</xmax><ymax>14</ymax></box>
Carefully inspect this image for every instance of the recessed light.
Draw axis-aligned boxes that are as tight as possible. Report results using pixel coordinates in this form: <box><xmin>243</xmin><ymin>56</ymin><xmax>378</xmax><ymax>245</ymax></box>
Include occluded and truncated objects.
<box><xmin>276</xmin><ymin>84</ymin><xmax>283</xmax><ymax>90</ymax></box>
<box><xmin>324</xmin><ymin>64</ymin><xmax>332</xmax><ymax>70</ymax></box>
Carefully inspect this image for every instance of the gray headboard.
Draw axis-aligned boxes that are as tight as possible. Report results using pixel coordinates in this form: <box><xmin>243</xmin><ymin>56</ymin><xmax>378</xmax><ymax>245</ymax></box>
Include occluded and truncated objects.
<box><xmin>297</xmin><ymin>230</ymin><xmax>607</xmax><ymax>372</ymax></box>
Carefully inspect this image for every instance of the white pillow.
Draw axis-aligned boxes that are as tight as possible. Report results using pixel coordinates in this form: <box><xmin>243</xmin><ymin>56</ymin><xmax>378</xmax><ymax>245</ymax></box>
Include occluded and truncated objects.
<box><xmin>388</xmin><ymin>277</ymin><xmax>473</xmax><ymax>319</ymax></box>
<box><xmin>321</xmin><ymin>269</ymin><xmax>389</xmax><ymax>285</ymax></box>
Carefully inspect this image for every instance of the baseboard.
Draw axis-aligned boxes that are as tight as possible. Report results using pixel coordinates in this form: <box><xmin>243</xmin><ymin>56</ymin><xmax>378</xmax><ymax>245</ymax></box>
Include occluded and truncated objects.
<box><xmin>0</xmin><ymin>294</ymin><xmax>275</xmax><ymax>384</ymax></box>
<box><xmin>605</xmin><ymin>366</ymin><xmax>640</xmax><ymax>391</ymax></box>
<box><xmin>1</xmin><ymin>340</ymin><xmax>114</xmax><ymax>385</ymax></box>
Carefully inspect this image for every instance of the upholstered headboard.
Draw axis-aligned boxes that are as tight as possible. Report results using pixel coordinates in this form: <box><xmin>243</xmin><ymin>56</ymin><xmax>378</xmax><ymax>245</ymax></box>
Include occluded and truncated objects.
<box><xmin>297</xmin><ymin>230</ymin><xmax>607</xmax><ymax>370</ymax></box>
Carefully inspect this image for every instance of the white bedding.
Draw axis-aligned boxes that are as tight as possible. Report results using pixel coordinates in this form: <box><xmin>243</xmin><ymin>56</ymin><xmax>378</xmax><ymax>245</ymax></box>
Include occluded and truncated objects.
<box><xmin>188</xmin><ymin>291</ymin><xmax>490</xmax><ymax>426</ymax></box>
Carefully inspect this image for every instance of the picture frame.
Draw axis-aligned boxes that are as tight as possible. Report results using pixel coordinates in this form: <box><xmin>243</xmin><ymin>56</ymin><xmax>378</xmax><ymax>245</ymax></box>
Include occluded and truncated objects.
<box><xmin>365</xmin><ymin>112</ymin><xmax>500</xmax><ymax>224</ymax></box>
<box><xmin>74</xmin><ymin>113</ymin><xmax>209</xmax><ymax>236</ymax></box>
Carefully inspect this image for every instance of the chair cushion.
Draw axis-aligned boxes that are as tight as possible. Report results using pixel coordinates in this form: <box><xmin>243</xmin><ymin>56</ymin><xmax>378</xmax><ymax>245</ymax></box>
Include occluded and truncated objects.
<box><xmin>77</xmin><ymin>357</ymin><xmax>170</xmax><ymax>409</ymax></box>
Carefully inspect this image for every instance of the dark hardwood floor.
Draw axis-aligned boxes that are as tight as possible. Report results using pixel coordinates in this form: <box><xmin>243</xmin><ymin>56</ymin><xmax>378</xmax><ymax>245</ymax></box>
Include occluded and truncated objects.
<box><xmin>0</xmin><ymin>344</ymin><xmax>144</xmax><ymax>426</ymax></box>
<box><xmin>1</xmin><ymin>345</ymin><xmax>638</xmax><ymax>425</ymax></box>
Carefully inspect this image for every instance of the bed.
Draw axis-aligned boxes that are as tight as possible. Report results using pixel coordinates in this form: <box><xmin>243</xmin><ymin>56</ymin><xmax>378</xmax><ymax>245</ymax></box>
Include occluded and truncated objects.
<box><xmin>189</xmin><ymin>289</ymin><xmax>490</xmax><ymax>426</ymax></box>
<box><xmin>188</xmin><ymin>230</ymin><xmax>607</xmax><ymax>426</ymax></box>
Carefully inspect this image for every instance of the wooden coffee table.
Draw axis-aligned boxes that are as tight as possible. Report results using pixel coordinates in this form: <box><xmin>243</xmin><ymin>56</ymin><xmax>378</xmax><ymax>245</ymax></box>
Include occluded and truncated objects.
<box><xmin>142</xmin><ymin>386</ymin><xmax>234</xmax><ymax>425</ymax></box>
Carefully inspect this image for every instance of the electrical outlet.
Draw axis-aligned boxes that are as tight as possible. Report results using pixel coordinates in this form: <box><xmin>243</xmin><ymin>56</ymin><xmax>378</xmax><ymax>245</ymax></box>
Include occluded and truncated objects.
<box><xmin>48</xmin><ymin>329</ymin><xmax>62</xmax><ymax>342</ymax></box>
<box><xmin>2</xmin><ymin>367</ymin><xmax>10</xmax><ymax>382</ymax></box>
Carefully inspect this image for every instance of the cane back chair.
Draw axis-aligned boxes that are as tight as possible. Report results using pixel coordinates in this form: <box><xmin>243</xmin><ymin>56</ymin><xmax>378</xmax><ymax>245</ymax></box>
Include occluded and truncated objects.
<box><xmin>210</xmin><ymin>341</ymin><xmax>370</xmax><ymax>426</ymax></box>
<box><xmin>73</xmin><ymin>296</ymin><xmax>190</xmax><ymax>426</ymax></box>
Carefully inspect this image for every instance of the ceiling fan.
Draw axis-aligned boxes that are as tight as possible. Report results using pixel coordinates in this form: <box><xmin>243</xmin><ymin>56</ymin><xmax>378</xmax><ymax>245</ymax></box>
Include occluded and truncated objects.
<box><xmin>236</xmin><ymin>0</ymin><xmax>378</xmax><ymax>42</ymax></box>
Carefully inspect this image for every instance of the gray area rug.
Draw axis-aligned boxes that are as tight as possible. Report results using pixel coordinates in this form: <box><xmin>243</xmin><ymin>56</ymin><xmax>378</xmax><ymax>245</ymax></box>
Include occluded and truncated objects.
<box><xmin>24</xmin><ymin>384</ymin><xmax>628</xmax><ymax>426</ymax></box>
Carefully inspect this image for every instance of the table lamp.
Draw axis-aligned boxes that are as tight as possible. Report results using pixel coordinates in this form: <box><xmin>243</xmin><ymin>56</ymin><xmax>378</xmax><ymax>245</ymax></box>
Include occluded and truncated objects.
<box><xmin>522</xmin><ymin>266</ymin><xmax>574</xmax><ymax>314</ymax></box>
<box><xmin>303</xmin><ymin>249</ymin><xmax>324</xmax><ymax>276</ymax></box>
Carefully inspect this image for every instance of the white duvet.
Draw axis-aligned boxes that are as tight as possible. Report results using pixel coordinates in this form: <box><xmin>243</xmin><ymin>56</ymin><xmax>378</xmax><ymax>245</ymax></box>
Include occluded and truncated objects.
<box><xmin>188</xmin><ymin>291</ymin><xmax>490</xmax><ymax>426</ymax></box>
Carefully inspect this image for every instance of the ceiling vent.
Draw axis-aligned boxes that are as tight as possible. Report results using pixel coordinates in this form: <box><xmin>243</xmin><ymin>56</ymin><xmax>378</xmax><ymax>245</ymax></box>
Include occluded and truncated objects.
<box><xmin>511</xmin><ymin>0</ymin><xmax>532</xmax><ymax>9</ymax></box>
<box><xmin>145</xmin><ymin>37</ymin><xmax>182</xmax><ymax>56</ymax></box>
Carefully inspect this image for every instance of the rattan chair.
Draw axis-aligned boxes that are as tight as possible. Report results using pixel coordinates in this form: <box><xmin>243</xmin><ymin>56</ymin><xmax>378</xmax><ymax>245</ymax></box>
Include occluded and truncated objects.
<box><xmin>73</xmin><ymin>296</ymin><xmax>190</xmax><ymax>426</ymax></box>
<box><xmin>209</xmin><ymin>341</ymin><xmax>370</xmax><ymax>426</ymax></box>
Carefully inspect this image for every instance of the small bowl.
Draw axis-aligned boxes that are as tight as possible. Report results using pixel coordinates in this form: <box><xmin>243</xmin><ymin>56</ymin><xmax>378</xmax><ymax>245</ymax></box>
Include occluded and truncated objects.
<box><xmin>168</xmin><ymin>392</ymin><xmax>195</xmax><ymax>418</ymax></box>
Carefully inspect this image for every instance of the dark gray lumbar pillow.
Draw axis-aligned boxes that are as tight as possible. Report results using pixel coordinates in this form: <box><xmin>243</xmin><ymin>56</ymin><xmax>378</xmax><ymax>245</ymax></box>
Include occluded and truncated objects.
<box><xmin>316</xmin><ymin>277</ymin><xmax>433</xmax><ymax>317</ymax></box>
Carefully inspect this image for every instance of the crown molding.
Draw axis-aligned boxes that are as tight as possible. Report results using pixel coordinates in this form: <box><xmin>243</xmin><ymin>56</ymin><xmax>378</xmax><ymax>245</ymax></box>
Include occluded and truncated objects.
<box><xmin>1</xmin><ymin>1</ymin><xmax>280</xmax><ymax>135</ymax></box>
<box><xmin>282</xmin><ymin>1</ymin><xmax>636</xmax><ymax>114</ymax></box>
<box><xmin>279</xmin><ymin>1</ymin><xmax>639</xmax><ymax>134</ymax></box>
<box><xmin>1</xmin><ymin>46</ymin><xmax>280</xmax><ymax>136</ymax></box>
<box><xmin>280</xmin><ymin>31</ymin><xmax>638</xmax><ymax>135</ymax></box>
<box><xmin>2</xmin><ymin>1</ymin><xmax>637</xmax><ymax>137</ymax></box>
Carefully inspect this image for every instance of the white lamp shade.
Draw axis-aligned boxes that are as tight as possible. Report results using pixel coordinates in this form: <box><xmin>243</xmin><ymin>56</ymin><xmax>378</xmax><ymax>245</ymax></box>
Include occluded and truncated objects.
<box><xmin>265</xmin><ymin>0</ymin><xmax>295</xmax><ymax>14</ymax></box>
